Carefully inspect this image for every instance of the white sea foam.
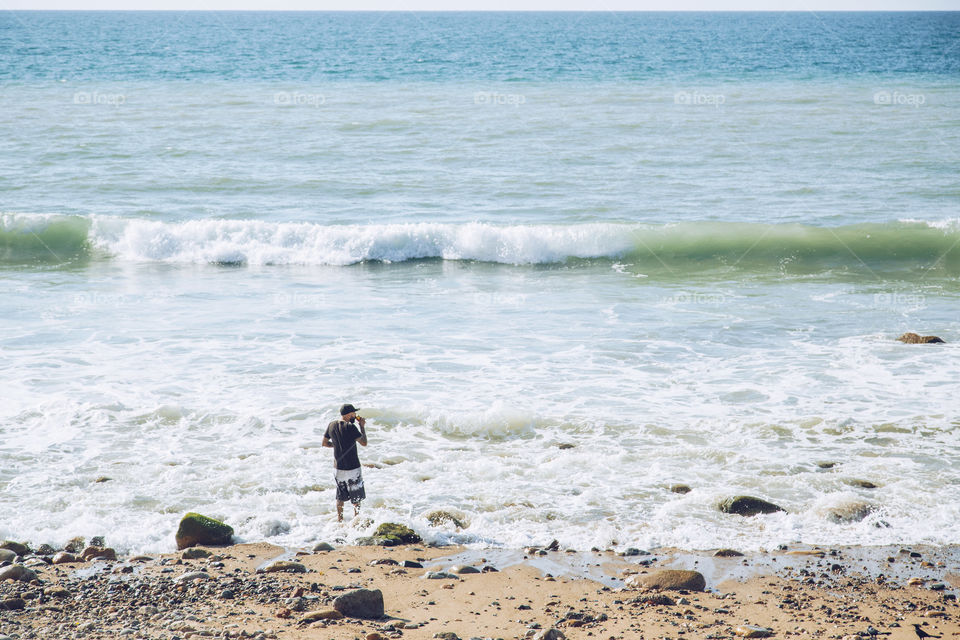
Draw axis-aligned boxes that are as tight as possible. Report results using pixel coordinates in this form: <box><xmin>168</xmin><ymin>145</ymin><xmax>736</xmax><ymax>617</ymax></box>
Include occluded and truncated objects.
<box><xmin>87</xmin><ymin>217</ymin><xmax>637</xmax><ymax>266</ymax></box>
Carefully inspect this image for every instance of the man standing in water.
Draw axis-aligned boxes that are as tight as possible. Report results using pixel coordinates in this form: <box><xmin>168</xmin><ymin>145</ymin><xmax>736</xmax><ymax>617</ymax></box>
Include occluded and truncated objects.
<box><xmin>323</xmin><ymin>403</ymin><xmax>367</xmax><ymax>522</ymax></box>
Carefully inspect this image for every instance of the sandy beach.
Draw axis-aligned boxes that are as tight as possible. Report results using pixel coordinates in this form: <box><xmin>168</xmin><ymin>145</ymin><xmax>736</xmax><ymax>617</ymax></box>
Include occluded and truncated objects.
<box><xmin>2</xmin><ymin>537</ymin><xmax>957</xmax><ymax>640</ymax></box>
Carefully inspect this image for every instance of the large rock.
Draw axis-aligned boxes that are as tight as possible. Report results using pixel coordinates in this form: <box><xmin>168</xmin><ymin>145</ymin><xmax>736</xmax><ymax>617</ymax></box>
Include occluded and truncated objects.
<box><xmin>719</xmin><ymin>496</ymin><xmax>785</xmax><ymax>517</ymax></box>
<box><xmin>332</xmin><ymin>588</ymin><xmax>384</xmax><ymax>619</ymax></box>
<box><xmin>371</xmin><ymin>523</ymin><xmax>421</xmax><ymax>546</ymax></box>
<box><xmin>898</xmin><ymin>332</ymin><xmax>945</xmax><ymax>344</ymax></box>
<box><xmin>625</xmin><ymin>569</ymin><xmax>706</xmax><ymax>592</ymax></box>
<box><xmin>0</xmin><ymin>564</ymin><xmax>37</xmax><ymax>583</ymax></box>
<box><xmin>0</xmin><ymin>541</ymin><xmax>29</xmax><ymax>557</ymax></box>
<box><xmin>175</xmin><ymin>513</ymin><xmax>234</xmax><ymax>550</ymax></box>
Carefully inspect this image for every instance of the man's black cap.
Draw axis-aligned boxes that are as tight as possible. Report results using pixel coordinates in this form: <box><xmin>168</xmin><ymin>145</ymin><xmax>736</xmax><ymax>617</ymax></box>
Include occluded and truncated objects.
<box><xmin>340</xmin><ymin>403</ymin><xmax>358</xmax><ymax>416</ymax></box>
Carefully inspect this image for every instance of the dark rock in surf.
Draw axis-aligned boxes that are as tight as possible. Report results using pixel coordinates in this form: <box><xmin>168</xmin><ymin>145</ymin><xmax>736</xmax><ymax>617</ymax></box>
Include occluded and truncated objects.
<box><xmin>714</xmin><ymin>548</ymin><xmax>745</xmax><ymax>557</ymax></box>
<box><xmin>897</xmin><ymin>332</ymin><xmax>945</xmax><ymax>344</ymax></box>
<box><xmin>719</xmin><ymin>496</ymin><xmax>785</xmax><ymax>517</ymax></box>
<box><xmin>669</xmin><ymin>484</ymin><xmax>692</xmax><ymax>494</ymax></box>
<box><xmin>844</xmin><ymin>478</ymin><xmax>879</xmax><ymax>489</ymax></box>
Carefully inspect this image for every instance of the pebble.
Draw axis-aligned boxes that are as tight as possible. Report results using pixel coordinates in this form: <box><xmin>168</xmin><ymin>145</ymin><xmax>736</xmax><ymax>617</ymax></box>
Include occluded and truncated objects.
<box><xmin>423</xmin><ymin>571</ymin><xmax>460</xmax><ymax>580</ymax></box>
<box><xmin>258</xmin><ymin>560</ymin><xmax>307</xmax><ymax>574</ymax></box>
<box><xmin>181</xmin><ymin>548</ymin><xmax>211</xmax><ymax>560</ymax></box>
<box><xmin>173</xmin><ymin>571</ymin><xmax>211</xmax><ymax>584</ymax></box>
<box><xmin>312</xmin><ymin>542</ymin><xmax>335</xmax><ymax>552</ymax></box>
<box><xmin>734</xmin><ymin>625</ymin><xmax>774</xmax><ymax>638</ymax></box>
<box><xmin>452</xmin><ymin>565</ymin><xmax>481</xmax><ymax>574</ymax></box>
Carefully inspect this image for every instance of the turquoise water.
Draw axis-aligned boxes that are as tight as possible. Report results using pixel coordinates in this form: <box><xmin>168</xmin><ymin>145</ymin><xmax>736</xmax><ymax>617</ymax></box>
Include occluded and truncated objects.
<box><xmin>1</xmin><ymin>12</ymin><xmax>959</xmax><ymax>554</ymax></box>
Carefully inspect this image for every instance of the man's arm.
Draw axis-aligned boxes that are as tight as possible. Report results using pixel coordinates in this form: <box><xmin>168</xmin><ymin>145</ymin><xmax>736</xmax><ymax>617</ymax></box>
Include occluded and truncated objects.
<box><xmin>357</xmin><ymin>416</ymin><xmax>368</xmax><ymax>447</ymax></box>
<box><xmin>322</xmin><ymin>424</ymin><xmax>333</xmax><ymax>448</ymax></box>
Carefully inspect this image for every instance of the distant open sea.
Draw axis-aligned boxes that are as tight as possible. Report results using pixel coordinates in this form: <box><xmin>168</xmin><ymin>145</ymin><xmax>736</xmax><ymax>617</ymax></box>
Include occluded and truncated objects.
<box><xmin>1</xmin><ymin>11</ymin><xmax>959</xmax><ymax>554</ymax></box>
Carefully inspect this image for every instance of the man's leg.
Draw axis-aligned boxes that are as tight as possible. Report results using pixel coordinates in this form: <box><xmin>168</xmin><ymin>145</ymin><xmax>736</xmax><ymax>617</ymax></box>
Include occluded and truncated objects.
<box><xmin>336</xmin><ymin>500</ymin><xmax>344</xmax><ymax>522</ymax></box>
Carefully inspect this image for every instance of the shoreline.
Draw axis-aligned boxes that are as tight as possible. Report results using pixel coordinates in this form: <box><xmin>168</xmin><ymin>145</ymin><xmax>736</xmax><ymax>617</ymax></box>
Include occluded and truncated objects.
<box><xmin>2</xmin><ymin>539</ymin><xmax>958</xmax><ymax>640</ymax></box>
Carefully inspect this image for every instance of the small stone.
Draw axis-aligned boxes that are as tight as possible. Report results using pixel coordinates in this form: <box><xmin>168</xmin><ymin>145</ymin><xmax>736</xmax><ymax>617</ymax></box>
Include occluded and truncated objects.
<box><xmin>367</xmin><ymin>634</ymin><xmax>385</xmax><ymax>640</ymax></box>
<box><xmin>423</xmin><ymin>571</ymin><xmax>459</xmax><ymax>580</ymax></box>
<box><xmin>258</xmin><ymin>560</ymin><xmax>307</xmax><ymax>574</ymax></box>
<box><xmin>453</xmin><ymin>565</ymin><xmax>481</xmax><ymax>574</ymax></box>
<box><xmin>332</xmin><ymin>588</ymin><xmax>384</xmax><ymax>618</ymax></box>
<box><xmin>312</xmin><ymin>542</ymin><xmax>335</xmax><ymax>552</ymax></box>
<box><xmin>0</xmin><ymin>549</ymin><xmax>16</xmax><ymax>563</ymax></box>
<box><xmin>369</xmin><ymin>558</ymin><xmax>399</xmax><ymax>566</ymax></box>
<box><xmin>734</xmin><ymin>625</ymin><xmax>774</xmax><ymax>638</ymax></box>
<box><xmin>546</xmin><ymin>539</ymin><xmax>560</xmax><ymax>551</ymax></box>
<box><xmin>173</xmin><ymin>571</ymin><xmax>210</xmax><ymax>584</ymax></box>
<box><xmin>51</xmin><ymin>551</ymin><xmax>78</xmax><ymax>564</ymax></box>
<box><xmin>89</xmin><ymin>536</ymin><xmax>105</xmax><ymax>547</ymax></box>
<box><xmin>532</xmin><ymin>629</ymin><xmax>565</xmax><ymax>640</ymax></box>
<box><xmin>557</xmin><ymin>443</ymin><xmax>575</xmax><ymax>449</ymax></box>
<box><xmin>669</xmin><ymin>484</ymin><xmax>692</xmax><ymax>494</ymax></box>
<box><xmin>433</xmin><ymin>633</ymin><xmax>460</xmax><ymax>640</ymax></box>
<box><xmin>929</xmin><ymin>583</ymin><xmax>946</xmax><ymax>591</ymax></box>
<box><xmin>402</xmin><ymin>560</ymin><xmax>423</xmax><ymax>568</ymax></box>
<box><xmin>94</xmin><ymin>476</ymin><xmax>112</xmax><ymax>483</ymax></box>
<box><xmin>35</xmin><ymin>543</ymin><xmax>56</xmax><ymax>556</ymax></box>
<box><xmin>220</xmin><ymin>589</ymin><xmax>235</xmax><ymax>599</ymax></box>
<box><xmin>44</xmin><ymin>586</ymin><xmax>70</xmax><ymax>598</ymax></box>
<box><xmin>714</xmin><ymin>549</ymin><xmax>745</xmax><ymax>557</ymax></box>
<box><xmin>181</xmin><ymin>548</ymin><xmax>211</xmax><ymax>560</ymax></box>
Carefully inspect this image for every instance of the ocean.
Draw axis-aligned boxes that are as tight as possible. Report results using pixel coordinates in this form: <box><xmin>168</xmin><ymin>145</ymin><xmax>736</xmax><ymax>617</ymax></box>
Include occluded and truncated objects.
<box><xmin>1</xmin><ymin>11</ymin><xmax>959</xmax><ymax>554</ymax></box>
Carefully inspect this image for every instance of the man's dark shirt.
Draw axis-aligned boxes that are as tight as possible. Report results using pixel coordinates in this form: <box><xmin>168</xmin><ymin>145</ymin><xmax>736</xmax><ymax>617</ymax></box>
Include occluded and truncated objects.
<box><xmin>324</xmin><ymin>420</ymin><xmax>362</xmax><ymax>470</ymax></box>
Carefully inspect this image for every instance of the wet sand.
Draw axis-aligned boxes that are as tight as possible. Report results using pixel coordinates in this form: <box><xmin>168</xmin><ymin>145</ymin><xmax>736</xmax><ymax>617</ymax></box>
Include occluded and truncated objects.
<box><xmin>1</xmin><ymin>542</ymin><xmax>958</xmax><ymax>640</ymax></box>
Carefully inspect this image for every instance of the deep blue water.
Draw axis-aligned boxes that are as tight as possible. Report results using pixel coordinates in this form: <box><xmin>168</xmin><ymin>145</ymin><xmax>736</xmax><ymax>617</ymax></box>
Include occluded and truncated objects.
<box><xmin>2</xmin><ymin>12</ymin><xmax>959</xmax><ymax>82</ymax></box>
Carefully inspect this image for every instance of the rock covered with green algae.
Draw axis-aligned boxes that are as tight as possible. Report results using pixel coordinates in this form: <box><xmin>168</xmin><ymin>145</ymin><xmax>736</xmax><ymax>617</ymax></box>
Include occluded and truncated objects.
<box><xmin>362</xmin><ymin>522</ymin><xmax>422</xmax><ymax>547</ymax></box>
<box><xmin>175</xmin><ymin>512</ymin><xmax>234</xmax><ymax>550</ymax></box>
